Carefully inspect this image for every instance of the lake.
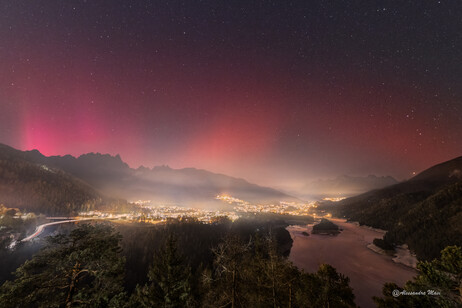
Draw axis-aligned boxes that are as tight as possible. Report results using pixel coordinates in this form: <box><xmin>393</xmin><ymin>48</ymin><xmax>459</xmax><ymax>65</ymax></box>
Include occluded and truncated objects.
<box><xmin>287</xmin><ymin>218</ymin><xmax>417</xmax><ymax>308</ymax></box>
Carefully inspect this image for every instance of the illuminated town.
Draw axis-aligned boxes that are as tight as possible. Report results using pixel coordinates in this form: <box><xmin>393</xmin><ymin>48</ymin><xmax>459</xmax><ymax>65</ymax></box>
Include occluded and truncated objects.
<box><xmin>75</xmin><ymin>194</ymin><xmax>317</xmax><ymax>224</ymax></box>
<box><xmin>322</xmin><ymin>197</ymin><xmax>347</xmax><ymax>202</ymax></box>
<box><xmin>215</xmin><ymin>195</ymin><xmax>316</xmax><ymax>216</ymax></box>
<box><xmin>2</xmin><ymin>195</ymin><xmax>319</xmax><ymax>246</ymax></box>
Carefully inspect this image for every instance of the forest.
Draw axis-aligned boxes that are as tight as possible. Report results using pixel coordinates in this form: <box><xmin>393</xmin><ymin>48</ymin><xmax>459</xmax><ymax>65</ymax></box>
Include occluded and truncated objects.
<box><xmin>0</xmin><ymin>219</ymin><xmax>359</xmax><ymax>308</ymax></box>
<box><xmin>0</xmin><ymin>219</ymin><xmax>460</xmax><ymax>307</ymax></box>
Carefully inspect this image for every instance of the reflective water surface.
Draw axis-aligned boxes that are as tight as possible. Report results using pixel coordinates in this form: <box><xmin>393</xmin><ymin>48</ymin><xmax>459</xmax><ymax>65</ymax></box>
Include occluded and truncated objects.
<box><xmin>287</xmin><ymin>219</ymin><xmax>417</xmax><ymax>308</ymax></box>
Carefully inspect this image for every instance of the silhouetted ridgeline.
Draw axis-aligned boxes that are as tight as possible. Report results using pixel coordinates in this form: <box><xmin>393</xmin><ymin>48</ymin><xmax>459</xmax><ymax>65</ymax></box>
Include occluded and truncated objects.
<box><xmin>330</xmin><ymin>156</ymin><xmax>462</xmax><ymax>261</ymax></box>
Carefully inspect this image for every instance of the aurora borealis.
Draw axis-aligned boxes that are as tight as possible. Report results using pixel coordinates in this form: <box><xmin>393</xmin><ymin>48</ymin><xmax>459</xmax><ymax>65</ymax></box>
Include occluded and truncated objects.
<box><xmin>0</xmin><ymin>1</ymin><xmax>461</xmax><ymax>187</ymax></box>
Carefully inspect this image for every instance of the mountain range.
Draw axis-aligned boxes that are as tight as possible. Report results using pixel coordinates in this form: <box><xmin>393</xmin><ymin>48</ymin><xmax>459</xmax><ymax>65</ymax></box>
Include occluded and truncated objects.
<box><xmin>0</xmin><ymin>143</ymin><xmax>298</xmax><ymax>212</ymax></box>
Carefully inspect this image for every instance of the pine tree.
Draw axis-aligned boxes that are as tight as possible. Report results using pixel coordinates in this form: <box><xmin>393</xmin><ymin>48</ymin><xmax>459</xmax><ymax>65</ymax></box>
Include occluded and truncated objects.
<box><xmin>296</xmin><ymin>264</ymin><xmax>357</xmax><ymax>308</ymax></box>
<box><xmin>203</xmin><ymin>235</ymin><xmax>251</xmax><ymax>308</ymax></box>
<box><xmin>252</xmin><ymin>234</ymin><xmax>300</xmax><ymax>308</ymax></box>
<box><xmin>132</xmin><ymin>234</ymin><xmax>193</xmax><ymax>308</ymax></box>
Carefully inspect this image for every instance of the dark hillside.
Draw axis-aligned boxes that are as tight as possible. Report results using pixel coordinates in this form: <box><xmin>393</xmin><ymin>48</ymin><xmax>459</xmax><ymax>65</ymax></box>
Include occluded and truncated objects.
<box><xmin>333</xmin><ymin>156</ymin><xmax>462</xmax><ymax>260</ymax></box>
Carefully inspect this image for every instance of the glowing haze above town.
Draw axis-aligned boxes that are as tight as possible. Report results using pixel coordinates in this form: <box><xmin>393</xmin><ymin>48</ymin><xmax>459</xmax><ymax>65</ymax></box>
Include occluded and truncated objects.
<box><xmin>1</xmin><ymin>1</ymin><xmax>461</xmax><ymax>191</ymax></box>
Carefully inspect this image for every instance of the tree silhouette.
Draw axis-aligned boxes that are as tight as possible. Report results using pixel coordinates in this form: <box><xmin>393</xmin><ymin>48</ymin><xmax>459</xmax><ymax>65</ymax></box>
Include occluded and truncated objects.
<box><xmin>131</xmin><ymin>234</ymin><xmax>193</xmax><ymax>308</ymax></box>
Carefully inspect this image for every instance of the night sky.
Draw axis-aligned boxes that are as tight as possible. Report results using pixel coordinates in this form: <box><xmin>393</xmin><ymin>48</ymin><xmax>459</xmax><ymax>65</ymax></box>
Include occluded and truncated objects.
<box><xmin>1</xmin><ymin>1</ymin><xmax>461</xmax><ymax>188</ymax></box>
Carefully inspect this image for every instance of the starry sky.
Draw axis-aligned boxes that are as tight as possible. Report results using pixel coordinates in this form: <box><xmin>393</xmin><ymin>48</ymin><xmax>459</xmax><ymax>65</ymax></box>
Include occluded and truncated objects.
<box><xmin>0</xmin><ymin>1</ymin><xmax>461</xmax><ymax>188</ymax></box>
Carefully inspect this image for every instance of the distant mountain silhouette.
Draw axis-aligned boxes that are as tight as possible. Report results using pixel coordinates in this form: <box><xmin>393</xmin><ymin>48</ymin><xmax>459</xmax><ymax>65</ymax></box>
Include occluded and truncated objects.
<box><xmin>330</xmin><ymin>156</ymin><xmax>462</xmax><ymax>260</ymax></box>
<box><xmin>301</xmin><ymin>174</ymin><xmax>398</xmax><ymax>199</ymax></box>
<box><xmin>0</xmin><ymin>144</ymin><xmax>131</xmax><ymax>215</ymax></box>
<box><xmin>0</xmin><ymin>144</ymin><xmax>297</xmax><ymax>209</ymax></box>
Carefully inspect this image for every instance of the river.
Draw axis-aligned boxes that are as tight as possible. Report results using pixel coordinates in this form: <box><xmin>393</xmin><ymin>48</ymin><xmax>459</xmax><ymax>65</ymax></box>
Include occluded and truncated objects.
<box><xmin>287</xmin><ymin>218</ymin><xmax>417</xmax><ymax>308</ymax></box>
